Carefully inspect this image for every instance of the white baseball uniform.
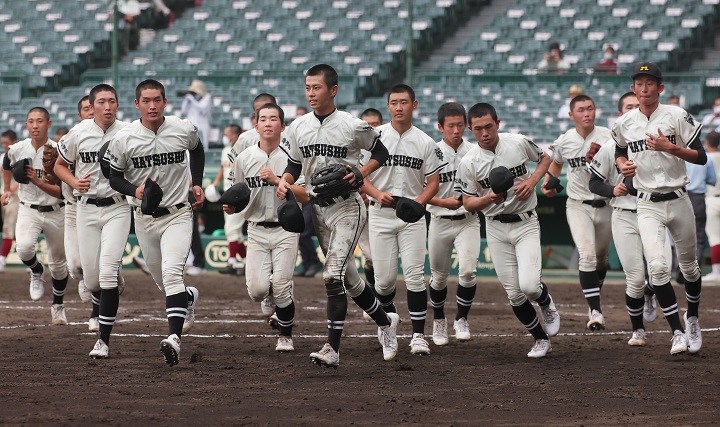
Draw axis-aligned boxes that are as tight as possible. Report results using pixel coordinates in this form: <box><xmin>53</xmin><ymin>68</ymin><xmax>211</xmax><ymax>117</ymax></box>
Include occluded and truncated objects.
<box><xmin>58</xmin><ymin>119</ymin><xmax>131</xmax><ymax>292</ymax></box>
<box><xmin>221</xmin><ymin>144</ymin><xmax>245</xmax><ymax>244</ymax></box>
<box><xmin>0</xmin><ymin>152</ymin><xmax>19</xmax><ymax>241</ymax></box>
<box><xmin>61</xmin><ymin>182</ymin><xmax>83</xmax><ymax>281</ymax></box>
<box><xmin>427</xmin><ymin>139</ymin><xmax>480</xmax><ymax>294</ymax></box>
<box><xmin>230</xmin><ymin>143</ymin><xmax>298</xmax><ymax>308</ymax></box>
<box><xmin>5</xmin><ymin>138</ymin><xmax>66</xmax><ymax>279</ymax></box>
<box><xmin>550</xmin><ymin>126</ymin><xmax>613</xmax><ymax>272</ymax></box>
<box><xmin>456</xmin><ymin>133</ymin><xmax>545</xmax><ymax>306</ymax></box>
<box><xmin>704</xmin><ymin>151</ymin><xmax>720</xmax><ymax>248</ymax></box>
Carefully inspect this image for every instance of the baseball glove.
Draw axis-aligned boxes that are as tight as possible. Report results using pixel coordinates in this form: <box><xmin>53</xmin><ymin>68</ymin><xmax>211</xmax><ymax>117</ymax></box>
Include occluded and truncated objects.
<box><xmin>41</xmin><ymin>143</ymin><xmax>60</xmax><ymax>185</ymax></box>
<box><xmin>310</xmin><ymin>164</ymin><xmax>363</xmax><ymax>203</ymax></box>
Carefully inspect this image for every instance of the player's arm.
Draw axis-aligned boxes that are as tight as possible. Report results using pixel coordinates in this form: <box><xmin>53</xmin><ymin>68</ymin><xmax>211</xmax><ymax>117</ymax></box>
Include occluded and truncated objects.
<box><xmin>1</xmin><ymin>156</ymin><xmax>12</xmax><ymax>205</ymax></box>
<box><xmin>541</xmin><ymin>160</ymin><xmax>563</xmax><ymax>196</ymax></box>
<box><xmin>516</xmin><ymin>154</ymin><xmax>552</xmax><ymax>201</ymax></box>
<box><xmin>428</xmin><ymin>191</ymin><xmax>463</xmax><ymax>210</ymax></box>
<box><xmin>461</xmin><ymin>192</ymin><xmax>503</xmax><ymax>213</ymax></box>
<box><xmin>416</xmin><ymin>172</ymin><xmax>439</xmax><ymax>205</ymax></box>
<box><xmin>588</xmin><ymin>171</ymin><xmax>626</xmax><ymax>198</ymax></box>
<box><xmin>290</xmin><ymin>184</ymin><xmax>310</xmax><ymax>204</ymax></box>
<box><xmin>54</xmin><ymin>157</ymin><xmax>90</xmax><ymax>194</ymax></box>
<box><xmin>646</xmin><ymin>129</ymin><xmax>707</xmax><ymax>164</ymax></box>
<box><xmin>357</xmin><ymin>140</ymin><xmax>389</xmax><ymax>178</ymax></box>
<box><xmin>277</xmin><ymin>159</ymin><xmax>300</xmax><ymax>200</ymax></box>
<box><xmin>188</xmin><ymin>142</ymin><xmax>206</xmax><ymax>209</ymax></box>
<box><xmin>109</xmin><ymin>168</ymin><xmax>141</xmax><ymax>198</ymax></box>
<box><xmin>360</xmin><ymin>177</ymin><xmax>395</xmax><ymax>206</ymax></box>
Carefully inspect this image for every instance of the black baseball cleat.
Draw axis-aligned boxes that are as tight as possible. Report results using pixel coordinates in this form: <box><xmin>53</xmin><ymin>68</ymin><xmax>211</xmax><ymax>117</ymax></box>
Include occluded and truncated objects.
<box><xmin>160</xmin><ymin>334</ymin><xmax>181</xmax><ymax>367</ymax></box>
<box><xmin>218</xmin><ymin>265</ymin><xmax>238</xmax><ymax>275</ymax></box>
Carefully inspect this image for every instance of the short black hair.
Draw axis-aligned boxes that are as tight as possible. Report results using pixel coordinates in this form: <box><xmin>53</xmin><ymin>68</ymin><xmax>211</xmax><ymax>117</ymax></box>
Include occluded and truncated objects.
<box><xmin>254</xmin><ymin>93</ymin><xmax>277</xmax><ymax>106</ymax></box>
<box><xmin>226</xmin><ymin>124</ymin><xmax>242</xmax><ymax>136</ymax></box>
<box><xmin>438</xmin><ymin>102</ymin><xmax>467</xmax><ymax>126</ymax></box>
<box><xmin>306</xmin><ymin>64</ymin><xmax>339</xmax><ymax>89</ymax></box>
<box><xmin>257</xmin><ymin>103</ymin><xmax>285</xmax><ymax>123</ymax></box>
<box><xmin>27</xmin><ymin>107</ymin><xmax>50</xmax><ymax>121</ymax></box>
<box><xmin>135</xmin><ymin>79</ymin><xmax>166</xmax><ymax>100</ymax></box>
<box><xmin>570</xmin><ymin>94</ymin><xmax>595</xmax><ymax>111</ymax></box>
<box><xmin>90</xmin><ymin>84</ymin><xmax>118</xmax><ymax>105</ymax></box>
<box><xmin>387</xmin><ymin>84</ymin><xmax>415</xmax><ymax>102</ymax></box>
<box><xmin>54</xmin><ymin>126</ymin><xmax>69</xmax><ymax>137</ymax></box>
<box><xmin>467</xmin><ymin>103</ymin><xmax>498</xmax><ymax>123</ymax></box>
<box><xmin>1</xmin><ymin>129</ymin><xmax>18</xmax><ymax>141</ymax></box>
<box><xmin>617</xmin><ymin>92</ymin><xmax>637</xmax><ymax>113</ymax></box>
<box><xmin>360</xmin><ymin>108</ymin><xmax>383</xmax><ymax>122</ymax></box>
<box><xmin>707</xmin><ymin>131</ymin><xmax>720</xmax><ymax>149</ymax></box>
<box><xmin>77</xmin><ymin>95</ymin><xmax>90</xmax><ymax>114</ymax></box>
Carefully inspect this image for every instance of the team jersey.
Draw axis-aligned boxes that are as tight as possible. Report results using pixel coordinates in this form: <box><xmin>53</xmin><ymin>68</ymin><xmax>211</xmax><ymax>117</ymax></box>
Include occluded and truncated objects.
<box><xmin>279</xmin><ymin>109</ymin><xmax>380</xmax><ymax>194</ymax></box>
<box><xmin>589</xmin><ymin>139</ymin><xmax>637</xmax><ymax>210</ymax></box>
<box><xmin>456</xmin><ymin>133</ymin><xmax>543</xmax><ymax>217</ymax></box>
<box><xmin>231</xmin><ymin>143</ymin><xmax>290</xmax><ymax>223</ymax></box>
<box><xmin>426</xmin><ymin>138</ymin><xmax>473</xmax><ymax>216</ymax></box>
<box><xmin>366</xmin><ymin>123</ymin><xmax>446</xmax><ymax>201</ymax></box>
<box><xmin>6</xmin><ymin>138</ymin><xmax>63</xmax><ymax>206</ymax></box>
<box><xmin>220</xmin><ymin>145</ymin><xmax>233</xmax><ymax>191</ymax></box>
<box><xmin>550</xmin><ymin>125</ymin><xmax>612</xmax><ymax>201</ymax></box>
<box><xmin>105</xmin><ymin>116</ymin><xmax>199</xmax><ymax>208</ymax></box>
<box><xmin>57</xmin><ymin>119</ymin><xmax>130</xmax><ymax>198</ymax></box>
<box><xmin>227</xmin><ymin>128</ymin><xmax>259</xmax><ymax>164</ymax></box>
<box><xmin>612</xmin><ymin>104</ymin><xmax>702</xmax><ymax>193</ymax></box>
<box><xmin>707</xmin><ymin>151</ymin><xmax>720</xmax><ymax>197</ymax></box>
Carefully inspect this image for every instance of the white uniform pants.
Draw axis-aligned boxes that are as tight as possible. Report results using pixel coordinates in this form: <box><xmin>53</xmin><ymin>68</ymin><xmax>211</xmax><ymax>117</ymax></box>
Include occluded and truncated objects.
<box><xmin>134</xmin><ymin>205</ymin><xmax>192</xmax><ymax>296</ymax></box>
<box><xmin>705</xmin><ymin>196</ymin><xmax>720</xmax><ymax>247</ymax></box>
<box><xmin>77</xmin><ymin>200</ymin><xmax>131</xmax><ymax>292</ymax></box>
<box><xmin>357</xmin><ymin>208</ymin><xmax>372</xmax><ymax>269</ymax></box>
<box><xmin>428</xmin><ymin>214</ymin><xmax>480</xmax><ymax>291</ymax></box>
<box><xmin>566</xmin><ymin>198</ymin><xmax>612</xmax><ymax>272</ymax></box>
<box><xmin>15</xmin><ymin>203</ymin><xmax>67</xmax><ymax>279</ymax></box>
<box><xmin>223</xmin><ymin>210</ymin><xmax>245</xmax><ymax>242</ymax></box>
<box><xmin>486</xmin><ymin>213</ymin><xmax>542</xmax><ymax>307</ymax></box>
<box><xmin>63</xmin><ymin>202</ymin><xmax>83</xmax><ymax>280</ymax></box>
<box><xmin>369</xmin><ymin>203</ymin><xmax>427</xmax><ymax>294</ymax></box>
<box><xmin>1</xmin><ymin>192</ymin><xmax>19</xmax><ymax>239</ymax></box>
<box><xmin>245</xmin><ymin>223</ymin><xmax>298</xmax><ymax>308</ymax></box>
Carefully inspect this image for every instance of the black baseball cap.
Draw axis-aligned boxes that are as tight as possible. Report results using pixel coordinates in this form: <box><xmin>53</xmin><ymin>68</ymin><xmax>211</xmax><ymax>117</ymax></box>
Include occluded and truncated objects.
<box><xmin>631</xmin><ymin>62</ymin><xmax>662</xmax><ymax>81</ymax></box>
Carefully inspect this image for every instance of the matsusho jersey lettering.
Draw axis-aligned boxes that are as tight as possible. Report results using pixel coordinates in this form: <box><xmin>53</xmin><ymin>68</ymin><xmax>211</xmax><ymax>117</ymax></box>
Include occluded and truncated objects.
<box><xmin>550</xmin><ymin>125</ymin><xmax>612</xmax><ymax>201</ymax></box>
<box><xmin>231</xmin><ymin>144</ymin><xmax>290</xmax><ymax>223</ymax></box>
<box><xmin>57</xmin><ymin>119</ymin><xmax>130</xmax><ymax>198</ymax></box>
<box><xmin>367</xmin><ymin>123</ymin><xmax>446</xmax><ymax>200</ymax></box>
<box><xmin>456</xmin><ymin>133</ymin><xmax>543</xmax><ymax>217</ymax></box>
<box><xmin>279</xmin><ymin>110</ymin><xmax>379</xmax><ymax>190</ymax></box>
<box><xmin>589</xmin><ymin>139</ymin><xmax>636</xmax><ymax>210</ymax></box>
<box><xmin>6</xmin><ymin>138</ymin><xmax>63</xmax><ymax>206</ymax></box>
<box><xmin>426</xmin><ymin>138</ymin><xmax>474</xmax><ymax>216</ymax></box>
<box><xmin>612</xmin><ymin>104</ymin><xmax>702</xmax><ymax>193</ymax></box>
<box><xmin>105</xmin><ymin>116</ymin><xmax>199</xmax><ymax>208</ymax></box>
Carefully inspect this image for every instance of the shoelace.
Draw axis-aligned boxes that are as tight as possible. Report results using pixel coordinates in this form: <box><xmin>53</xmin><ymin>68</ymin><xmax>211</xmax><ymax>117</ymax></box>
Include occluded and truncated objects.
<box><xmin>543</xmin><ymin>307</ymin><xmax>555</xmax><ymax>323</ymax></box>
<box><xmin>689</xmin><ymin>321</ymin><xmax>699</xmax><ymax>339</ymax></box>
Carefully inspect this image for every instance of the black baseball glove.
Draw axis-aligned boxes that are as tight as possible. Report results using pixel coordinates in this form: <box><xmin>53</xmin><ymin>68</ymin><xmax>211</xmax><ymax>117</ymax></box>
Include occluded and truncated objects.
<box><xmin>310</xmin><ymin>164</ymin><xmax>363</xmax><ymax>203</ymax></box>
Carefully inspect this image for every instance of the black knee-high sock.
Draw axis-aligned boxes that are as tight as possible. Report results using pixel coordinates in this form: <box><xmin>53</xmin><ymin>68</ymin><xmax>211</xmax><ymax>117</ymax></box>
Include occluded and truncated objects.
<box><xmin>456</xmin><ymin>285</ymin><xmax>476</xmax><ymax>320</ymax></box>
<box><xmin>625</xmin><ymin>293</ymin><xmax>645</xmax><ymax>331</ymax></box>
<box><xmin>684</xmin><ymin>277</ymin><xmax>701</xmax><ymax>318</ymax></box>
<box><xmin>644</xmin><ymin>281</ymin><xmax>655</xmax><ymax>297</ymax></box>
<box><xmin>579</xmin><ymin>270</ymin><xmax>602</xmax><ymax>312</ymax></box>
<box><xmin>597</xmin><ymin>268</ymin><xmax>607</xmax><ymax>289</ymax></box>
<box><xmin>275</xmin><ymin>301</ymin><xmax>295</xmax><ymax>337</ymax></box>
<box><xmin>376</xmin><ymin>288</ymin><xmax>397</xmax><ymax>313</ymax></box>
<box><xmin>512</xmin><ymin>300</ymin><xmax>548</xmax><ymax>340</ymax></box>
<box><xmin>91</xmin><ymin>291</ymin><xmax>100</xmax><ymax>318</ymax></box>
<box><xmin>365</xmin><ymin>265</ymin><xmax>375</xmax><ymax>286</ymax></box>
<box><xmin>166</xmin><ymin>292</ymin><xmax>188</xmax><ymax>338</ymax></box>
<box><xmin>23</xmin><ymin>255</ymin><xmax>44</xmax><ymax>274</ymax></box>
<box><xmin>407</xmin><ymin>289</ymin><xmax>427</xmax><ymax>335</ymax></box>
<box><xmin>429</xmin><ymin>286</ymin><xmax>447</xmax><ymax>320</ymax></box>
<box><xmin>51</xmin><ymin>275</ymin><xmax>68</xmax><ymax>305</ymax></box>
<box><xmin>351</xmin><ymin>283</ymin><xmax>389</xmax><ymax>326</ymax></box>
<box><xmin>99</xmin><ymin>287</ymin><xmax>120</xmax><ymax>344</ymax></box>
<box><xmin>653</xmin><ymin>282</ymin><xmax>683</xmax><ymax>332</ymax></box>
<box><xmin>534</xmin><ymin>282</ymin><xmax>551</xmax><ymax>307</ymax></box>
<box><xmin>326</xmin><ymin>294</ymin><xmax>347</xmax><ymax>351</ymax></box>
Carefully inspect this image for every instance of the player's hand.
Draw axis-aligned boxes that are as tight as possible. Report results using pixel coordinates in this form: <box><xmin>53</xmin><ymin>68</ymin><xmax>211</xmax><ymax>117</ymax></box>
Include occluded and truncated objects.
<box><xmin>75</xmin><ymin>173</ymin><xmax>91</xmax><ymax>193</ymax></box>
<box><xmin>359</xmin><ymin>189</ymin><xmax>370</xmax><ymax>206</ymax></box>
<box><xmin>443</xmin><ymin>197</ymin><xmax>463</xmax><ymax>210</ymax></box>
<box><xmin>541</xmin><ymin>183</ymin><xmax>557</xmax><ymax>197</ymax></box>
<box><xmin>378</xmin><ymin>192</ymin><xmax>395</xmax><ymax>207</ymax></box>
<box><xmin>276</xmin><ymin>179</ymin><xmax>290</xmax><ymax>200</ymax></box>
<box><xmin>259</xmin><ymin>167</ymin><xmax>279</xmax><ymax>186</ymax></box>
<box><xmin>488</xmin><ymin>191</ymin><xmax>505</xmax><ymax>205</ymax></box>
<box><xmin>135</xmin><ymin>183</ymin><xmax>145</xmax><ymax>200</ymax></box>
<box><xmin>26</xmin><ymin>165</ymin><xmax>40</xmax><ymax>185</ymax></box>
<box><xmin>0</xmin><ymin>191</ymin><xmax>11</xmax><ymax>206</ymax></box>
<box><xmin>645</xmin><ymin>129</ymin><xmax>672</xmax><ymax>152</ymax></box>
<box><xmin>613</xmin><ymin>183</ymin><xmax>628</xmax><ymax>197</ymax></box>
<box><xmin>191</xmin><ymin>185</ymin><xmax>205</xmax><ymax>210</ymax></box>
<box><xmin>222</xmin><ymin>204</ymin><xmax>235</xmax><ymax>214</ymax></box>
<box><xmin>619</xmin><ymin>160</ymin><xmax>637</xmax><ymax>178</ymax></box>
<box><xmin>515</xmin><ymin>181</ymin><xmax>534</xmax><ymax>201</ymax></box>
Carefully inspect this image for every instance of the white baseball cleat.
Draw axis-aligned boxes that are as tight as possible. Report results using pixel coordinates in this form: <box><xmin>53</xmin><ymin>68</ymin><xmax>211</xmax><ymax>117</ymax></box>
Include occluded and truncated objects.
<box><xmin>701</xmin><ymin>271</ymin><xmax>720</xmax><ymax>282</ymax></box>
<box><xmin>309</xmin><ymin>343</ymin><xmax>339</xmax><ymax>368</ymax></box>
<box><xmin>260</xmin><ymin>292</ymin><xmax>276</xmax><ymax>317</ymax></box>
<box><xmin>684</xmin><ymin>313</ymin><xmax>702</xmax><ymax>354</ymax></box>
<box><xmin>51</xmin><ymin>304</ymin><xmax>67</xmax><ymax>325</ymax></box>
<box><xmin>89</xmin><ymin>339</ymin><xmax>109</xmax><ymax>359</ymax></box>
<box><xmin>88</xmin><ymin>317</ymin><xmax>100</xmax><ymax>332</ymax></box>
<box><xmin>627</xmin><ymin>328</ymin><xmax>647</xmax><ymax>346</ymax></box>
<box><xmin>643</xmin><ymin>295</ymin><xmax>657</xmax><ymax>323</ymax></box>
<box><xmin>276</xmin><ymin>336</ymin><xmax>294</xmax><ymax>352</ymax></box>
<box><xmin>78</xmin><ymin>279</ymin><xmax>91</xmax><ymax>303</ymax></box>
<box><xmin>30</xmin><ymin>270</ymin><xmax>45</xmax><ymax>301</ymax></box>
<box><xmin>183</xmin><ymin>287</ymin><xmax>199</xmax><ymax>334</ymax></box>
<box><xmin>378</xmin><ymin>312</ymin><xmax>400</xmax><ymax>361</ymax></box>
<box><xmin>586</xmin><ymin>309</ymin><xmax>605</xmax><ymax>331</ymax></box>
<box><xmin>527</xmin><ymin>339</ymin><xmax>552</xmax><ymax>358</ymax></box>
<box><xmin>453</xmin><ymin>318</ymin><xmax>471</xmax><ymax>341</ymax></box>
<box><xmin>160</xmin><ymin>334</ymin><xmax>181</xmax><ymax>366</ymax></box>
<box><xmin>670</xmin><ymin>330</ymin><xmax>689</xmax><ymax>355</ymax></box>
<box><xmin>540</xmin><ymin>298</ymin><xmax>560</xmax><ymax>337</ymax></box>
<box><xmin>409</xmin><ymin>333</ymin><xmax>431</xmax><ymax>355</ymax></box>
<box><xmin>432</xmin><ymin>319</ymin><xmax>449</xmax><ymax>346</ymax></box>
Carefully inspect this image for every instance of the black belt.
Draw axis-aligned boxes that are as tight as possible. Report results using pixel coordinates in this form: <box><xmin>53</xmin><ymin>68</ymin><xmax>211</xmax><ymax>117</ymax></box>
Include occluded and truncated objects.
<box><xmin>638</xmin><ymin>187</ymin><xmax>686</xmax><ymax>202</ymax></box>
<box><xmin>439</xmin><ymin>213</ymin><xmax>475</xmax><ymax>220</ymax></box>
<box><xmin>582</xmin><ymin>200</ymin><xmax>607</xmax><ymax>208</ymax></box>
<box><xmin>252</xmin><ymin>221</ymin><xmax>281</xmax><ymax>228</ymax></box>
<box><xmin>614</xmin><ymin>207</ymin><xmax>637</xmax><ymax>214</ymax></box>
<box><xmin>489</xmin><ymin>211</ymin><xmax>533</xmax><ymax>223</ymax></box>
<box><xmin>21</xmin><ymin>201</ymin><xmax>65</xmax><ymax>212</ymax></box>
<box><xmin>78</xmin><ymin>196</ymin><xmax>120</xmax><ymax>207</ymax></box>
<box><xmin>312</xmin><ymin>193</ymin><xmax>352</xmax><ymax>207</ymax></box>
<box><xmin>135</xmin><ymin>203</ymin><xmax>188</xmax><ymax>218</ymax></box>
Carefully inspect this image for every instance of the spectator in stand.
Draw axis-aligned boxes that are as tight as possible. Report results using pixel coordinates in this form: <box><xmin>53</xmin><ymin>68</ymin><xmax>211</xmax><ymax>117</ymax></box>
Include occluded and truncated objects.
<box><xmin>667</xmin><ymin>95</ymin><xmax>681</xmax><ymax>106</ymax></box>
<box><xmin>685</xmin><ymin>145</ymin><xmax>717</xmax><ymax>272</ymax></box>
<box><xmin>702</xmin><ymin>97</ymin><xmax>720</xmax><ymax>130</ymax></box>
<box><xmin>594</xmin><ymin>45</ymin><xmax>619</xmax><ymax>75</ymax></box>
<box><xmin>558</xmin><ymin>85</ymin><xmax>584</xmax><ymax>119</ymax></box>
<box><xmin>180</xmin><ymin>80</ymin><xmax>212</xmax><ymax>150</ymax></box>
<box><xmin>296</xmin><ymin>106</ymin><xmax>309</xmax><ymax>117</ymax></box>
<box><xmin>538</xmin><ymin>42</ymin><xmax>570</xmax><ymax>75</ymax></box>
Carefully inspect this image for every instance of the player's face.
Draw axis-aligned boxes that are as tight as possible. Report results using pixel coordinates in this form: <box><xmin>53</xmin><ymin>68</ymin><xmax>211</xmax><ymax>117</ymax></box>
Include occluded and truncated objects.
<box><xmin>569</xmin><ymin>100</ymin><xmax>596</xmax><ymax>130</ymax></box>
<box><xmin>631</xmin><ymin>76</ymin><xmax>664</xmax><ymax>107</ymax></box>
<box><xmin>92</xmin><ymin>90</ymin><xmax>118</xmax><ymax>128</ymax></box>
<box><xmin>619</xmin><ymin>95</ymin><xmax>639</xmax><ymax>116</ymax></box>
<box><xmin>224</xmin><ymin>127</ymin><xmax>239</xmax><ymax>144</ymax></box>
<box><xmin>361</xmin><ymin>114</ymin><xmax>383</xmax><ymax>128</ymax></box>
<box><xmin>26</xmin><ymin>112</ymin><xmax>51</xmax><ymax>141</ymax></box>
<box><xmin>1</xmin><ymin>136</ymin><xmax>15</xmax><ymax>151</ymax></box>
<box><xmin>305</xmin><ymin>75</ymin><xmax>337</xmax><ymax>114</ymax></box>
<box><xmin>255</xmin><ymin>107</ymin><xmax>285</xmax><ymax>140</ymax></box>
<box><xmin>469</xmin><ymin>115</ymin><xmax>499</xmax><ymax>149</ymax></box>
<box><xmin>78</xmin><ymin>99</ymin><xmax>93</xmax><ymax>120</ymax></box>
<box><xmin>387</xmin><ymin>92</ymin><xmax>417</xmax><ymax>126</ymax></box>
<box><xmin>135</xmin><ymin>88</ymin><xmax>166</xmax><ymax>125</ymax></box>
<box><xmin>438</xmin><ymin>115</ymin><xmax>466</xmax><ymax>145</ymax></box>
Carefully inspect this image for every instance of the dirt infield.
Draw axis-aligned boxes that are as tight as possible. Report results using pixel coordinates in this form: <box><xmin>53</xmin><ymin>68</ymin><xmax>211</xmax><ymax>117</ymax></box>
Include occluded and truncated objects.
<box><xmin>1</xmin><ymin>268</ymin><xmax>719</xmax><ymax>426</ymax></box>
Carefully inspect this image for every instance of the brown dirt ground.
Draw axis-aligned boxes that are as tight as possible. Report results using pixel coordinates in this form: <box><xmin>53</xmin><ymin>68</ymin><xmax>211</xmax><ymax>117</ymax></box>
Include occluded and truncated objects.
<box><xmin>0</xmin><ymin>267</ymin><xmax>719</xmax><ymax>426</ymax></box>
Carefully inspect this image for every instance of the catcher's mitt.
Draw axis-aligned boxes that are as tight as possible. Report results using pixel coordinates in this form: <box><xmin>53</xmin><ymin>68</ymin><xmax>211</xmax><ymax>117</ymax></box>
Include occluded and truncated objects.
<box><xmin>41</xmin><ymin>143</ymin><xmax>59</xmax><ymax>185</ymax></box>
<box><xmin>310</xmin><ymin>164</ymin><xmax>363</xmax><ymax>203</ymax></box>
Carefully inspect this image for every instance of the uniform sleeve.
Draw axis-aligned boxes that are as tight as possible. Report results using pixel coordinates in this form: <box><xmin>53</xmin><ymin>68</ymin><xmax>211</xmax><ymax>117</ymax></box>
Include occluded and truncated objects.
<box><xmin>588</xmin><ymin>142</ymin><xmax>612</xmax><ymax>181</ymax></box>
<box><xmin>279</xmin><ymin>122</ymin><xmax>301</xmax><ymax>164</ymax></box>
<box><xmin>520</xmin><ymin>135</ymin><xmax>544</xmax><ymax>163</ymax></box>
<box><xmin>676</xmin><ymin>110</ymin><xmax>703</xmax><ymax>148</ymax></box>
<box><xmin>56</xmin><ymin>130</ymin><xmax>78</xmax><ymax>164</ymax></box>
<box><xmin>611</xmin><ymin>117</ymin><xmax>627</xmax><ymax>148</ymax></box>
<box><xmin>549</xmin><ymin>138</ymin><xmax>564</xmax><ymax>164</ymax></box>
<box><xmin>351</xmin><ymin>117</ymin><xmax>382</xmax><ymax>151</ymax></box>
<box><xmin>424</xmin><ymin>138</ymin><xmax>446</xmax><ymax>177</ymax></box>
<box><xmin>358</xmin><ymin>150</ymin><xmax>370</xmax><ymax>167</ymax></box>
<box><xmin>185</xmin><ymin>119</ymin><xmax>200</xmax><ymax>150</ymax></box>
<box><xmin>231</xmin><ymin>155</ymin><xmax>245</xmax><ymax>186</ymax></box>
<box><xmin>105</xmin><ymin>133</ymin><xmax>128</xmax><ymax>172</ymax></box>
<box><xmin>456</xmin><ymin>159</ymin><xmax>478</xmax><ymax>196</ymax></box>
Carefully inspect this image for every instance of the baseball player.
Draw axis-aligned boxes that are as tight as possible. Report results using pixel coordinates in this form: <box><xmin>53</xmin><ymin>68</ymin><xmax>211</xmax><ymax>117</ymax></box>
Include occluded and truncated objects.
<box><xmin>54</xmin><ymin>84</ymin><xmax>133</xmax><ymax>359</ymax></box>
<box><xmin>703</xmin><ymin>131</ymin><xmax>720</xmax><ymax>281</ymax></box>
<box><xmin>361</xmin><ymin>84</ymin><xmax>445</xmax><ymax>356</ymax></box>
<box><xmin>1</xmin><ymin>107</ymin><xmax>68</xmax><ymax>324</ymax></box>
<box><xmin>457</xmin><ymin>103</ymin><xmax>560</xmax><ymax>358</ymax></box>
<box><xmin>542</xmin><ymin>94</ymin><xmax>612</xmax><ymax>331</ymax></box>
<box><xmin>425</xmin><ymin>102</ymin><xmax>480</xmax><ymax>345</ymax></box>
<box><xmin>276</xmin><ymin>64</ymin><xmax>399</xmax><ymax>368</ymax></box>
<box><xmin>614</xmin><ymin>62</ymin><xmax>705</xmax><ymax>355</ymax></box>
<box><xmin>0</xmin><ymin>130</ymin><xmax>19</xmax><ymax>271</ymax></box>
<box><xmin>105</xmin><ymin>79</ymin><xmax>203</xmax><ymax>366</ymax></box>
<box><xmin>225</xmin><ymin>104</ymin><xmax>307</xmax><ymax>352</ymax></box>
